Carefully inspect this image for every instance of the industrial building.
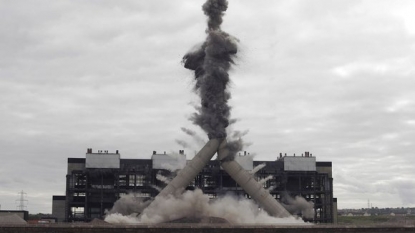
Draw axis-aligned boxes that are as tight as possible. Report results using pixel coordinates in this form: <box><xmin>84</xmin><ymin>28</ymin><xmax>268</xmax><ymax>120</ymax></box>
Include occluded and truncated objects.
<box><xmin>52</xmin><ymin>148</ymin><xmax>337</xmax><ymax>223</ymax></box>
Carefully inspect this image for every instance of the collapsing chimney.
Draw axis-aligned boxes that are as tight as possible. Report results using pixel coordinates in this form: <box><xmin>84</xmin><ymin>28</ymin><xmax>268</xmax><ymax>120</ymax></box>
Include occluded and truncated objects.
<box><xmin>218</xmin><ymin>140</ymin><xmax>290</xmax><ymax>217</ymax></box>
<box><xmin>148</xmin><ymin>139</ymin><xmax>290</xmax><ymax>218</ymax></box>
<box><xmin>152</xmin><ymin>139</ymin><xmax>220</xmax><ymax>198</ymax></box>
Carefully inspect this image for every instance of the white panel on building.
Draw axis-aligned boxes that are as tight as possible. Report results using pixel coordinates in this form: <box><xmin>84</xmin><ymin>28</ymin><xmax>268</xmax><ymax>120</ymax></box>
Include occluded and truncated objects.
<box><xmin>234</xmin><ymin>155</ymin><xmax>253</xmax><ymax>170</ymax></box>
<box><xmin>152</xmin><ymin>153</ymin><xmax>186</xmax><ymax>171</ymax></box>
<box><xmin>85</xmin><ymin>154</ymin><xmax>120</xmax><ymax>169</ymax></box>
<box><xmin>283</xmin><ymin>156</ymin><xmax>316</xmax><ymax>171</ymax></box>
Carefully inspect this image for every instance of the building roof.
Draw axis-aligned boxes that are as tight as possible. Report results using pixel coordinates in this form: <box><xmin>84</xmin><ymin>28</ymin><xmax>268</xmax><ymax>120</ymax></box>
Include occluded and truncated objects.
<box><xmin>0</xmin><ymin>214</ymin><xmax>27</xmax><ymax>224</ymax></box>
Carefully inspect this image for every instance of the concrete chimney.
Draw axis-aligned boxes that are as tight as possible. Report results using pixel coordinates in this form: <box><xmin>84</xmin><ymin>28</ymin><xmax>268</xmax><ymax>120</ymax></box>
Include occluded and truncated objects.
<box><xmin>146</xmin><ymin>139</ymin><xmax>291</xmax><ymax>219</ymax></box>
<box><xmin>217</xmin><ymin>140</ymin><xmax>291</xmax><ymax>218</ymax></box>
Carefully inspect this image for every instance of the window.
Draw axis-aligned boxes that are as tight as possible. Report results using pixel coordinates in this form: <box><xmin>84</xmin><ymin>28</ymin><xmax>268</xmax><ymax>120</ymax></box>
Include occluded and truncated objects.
<box><xmin>207</xmin><ymin>193</ymin><xmax>216</xmax><ymax>199</ymax></box>
<box><xmin>128</xmin><ymin>175</ymin><xmax>145</xmax><ymax>186</ymax></box>
<box><xmin>119</xmin><ymin>175</ymin><xmax>127</xmax><ymax>187</ymax></box>
<box><xmin>136</xmin><ymin>175</ymin><xmax>144</xmax><ymax>186</ymax></box>
<box><xmin>74</xmin><ymin>174</ymin><xmax>86</xmax><ymax>186</ymax></box>
<box><xmin>136</xmin><ymin>192</ymin><xmax>150</xmax><ymax>197</ymax></box>
<box><xmin>129</xmin><ymin>175</ymin><xmax>135</xmax><ymax>186</ymax></box>
<box><xmin>71</xmin><ymin>207</ymin><xmax>84</xmax><ymax>217</ymax></box>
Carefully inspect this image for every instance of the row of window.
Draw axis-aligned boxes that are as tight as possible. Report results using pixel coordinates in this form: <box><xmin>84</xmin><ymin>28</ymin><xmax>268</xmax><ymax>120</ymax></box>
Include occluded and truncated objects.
<box><xmin>71</xmin><ymin>174</ymin><xmax>147</xmax><ymax>187</ymax></box>
<box><xmin>119</xmin><ymin>174</ymin><xmax>145</xmax><ymax>186</ymax></box>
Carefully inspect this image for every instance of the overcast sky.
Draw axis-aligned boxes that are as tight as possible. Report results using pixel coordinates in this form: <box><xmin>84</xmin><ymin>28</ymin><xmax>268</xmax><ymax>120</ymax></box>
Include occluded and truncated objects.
<box><xmin>1</xmin><ymin>0</ymin><xmax>415</xmax><ymax>214</ymax></box>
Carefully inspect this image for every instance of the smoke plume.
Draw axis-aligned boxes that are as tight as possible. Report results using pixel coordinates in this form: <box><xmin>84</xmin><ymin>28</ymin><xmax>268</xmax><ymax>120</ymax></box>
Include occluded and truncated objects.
<box><xmin>175</xmin><ymin>139</ymin><xmax>190</xmax><ymax>149</ymax></box>
<box><xmin>180</xmin><ymin>127</ymin><xmax>207</xmax><ymax>146</ymax></box>
<box><xmin>183</xmin><ymin>0</ymin><xmax>237</xmax><ymax>140</ymax></box>
<box><xmin>281</xmin><ymin>193</ymin><xmax>314</xmax><ymax>219</ymax></box>
<box><xmin>105</xmin><ymin>193</ymin><xmax>151</xmax><ymax>216</ymax></box>
<box><xmin>151</xmin><ymin>185</ymin><xmax>162</xmax><ymax>192</ymax></box>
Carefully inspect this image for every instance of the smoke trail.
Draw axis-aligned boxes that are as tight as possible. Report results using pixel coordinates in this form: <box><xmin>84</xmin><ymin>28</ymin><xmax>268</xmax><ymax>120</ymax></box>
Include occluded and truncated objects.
<box><xmin>156</xmin><ymin>173</ymin><xmax>171</xmax><ymax>185</ymax></box>
<box><xmin>259</xmin><ymin>175</ymin><xmax>273</xmax><ymax>185</ymax></box>
<box><xmin>107</xmin><ymin>1</ymin><xmax>297</xmax><ymax>225</ymax></box>
<box><xmin>151</xmin><ymin>185</ymin><xmax>162</xmax><ymax>192</ymax></box>
<box><xmin>221</xmin><ymin>129</ymin><xmax>254</xmax><ymax>161</ymax></box>
<box><xmin>250</xmin><ymin>163</ymin><xmax>266</xmax><ymax>175</ymax></box>
<box><xmin>183</xmin><ymin>0</ymin><xmax>249</xmax><ymax>162</ymax></box>
<box><xmin>175</xmin><ymin>139</ymin><xmax>190</xmax><ymax>149</ymax></box>
<box><xmin>157</xmin><ymin>151</ymin><xmax>186</xmax><ymax>171</ymax></box>
<box><xmin>266</xmin><ymin>186</ymin><xmax>275</xmax><ymax>192</ymax></box>
<box><xmin>281</xmin><ymin>194</ymin><xmax>314</xmax><ymax>219</ymax></box>
<box><xmin>183</xmin><ymin>0</ymin><xmax>237</xmax><ymax>140</ymax></box>
<box><xmin>228</xmin><ymin>118</ymin><xmax>238</xmax><ymax>126</ymax></box>
<box><xmin>180</xmin><ymin>127</ymin><xmax>206</xmax><ymax>146</ymax></box>
<box><xmin>231</xmin><ymin>130</ymin><xmax>249</xmax><ymax>138</ymax></box>
<box><xmin>203</xmin><ymin>0</ymin><xmax>228</xmax><ymax>31</ymax></box>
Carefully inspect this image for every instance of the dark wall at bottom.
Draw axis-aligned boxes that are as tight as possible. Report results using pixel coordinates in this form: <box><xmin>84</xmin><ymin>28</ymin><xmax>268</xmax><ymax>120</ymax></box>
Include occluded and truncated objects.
<box><xmin>1</xmin><ymin>225</ymin><xmax>415</xmax><ymax>233</ymax></box>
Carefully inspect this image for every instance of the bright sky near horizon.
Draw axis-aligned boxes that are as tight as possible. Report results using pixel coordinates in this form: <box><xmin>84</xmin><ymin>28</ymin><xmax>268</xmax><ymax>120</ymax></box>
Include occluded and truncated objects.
<box><xmin>1</xmin><ymin>0</ymin><xmax>414</xmax><ymax>214</ymax></box>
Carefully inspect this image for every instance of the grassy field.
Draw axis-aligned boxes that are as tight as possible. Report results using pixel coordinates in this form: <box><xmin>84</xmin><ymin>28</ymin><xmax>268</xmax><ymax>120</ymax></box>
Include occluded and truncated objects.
<box><xmin>337</xmin><ymin>215</ymin><xmax>415</xmax><ymax>226</ymax></box>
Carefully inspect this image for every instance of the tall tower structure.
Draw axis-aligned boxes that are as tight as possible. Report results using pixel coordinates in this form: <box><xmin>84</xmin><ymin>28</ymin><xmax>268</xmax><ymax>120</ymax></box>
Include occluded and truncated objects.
<box><xmin>16</xmin><ymin>190</ymin><xmax>28</xmax><ymax>211</ymax></box>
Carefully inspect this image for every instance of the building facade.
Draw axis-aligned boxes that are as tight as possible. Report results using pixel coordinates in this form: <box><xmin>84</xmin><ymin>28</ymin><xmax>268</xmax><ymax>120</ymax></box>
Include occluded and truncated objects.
<box><xmin>52</xmin><ymin>149</ymin><xmax>337</xmax><ymax>223</ymax></box>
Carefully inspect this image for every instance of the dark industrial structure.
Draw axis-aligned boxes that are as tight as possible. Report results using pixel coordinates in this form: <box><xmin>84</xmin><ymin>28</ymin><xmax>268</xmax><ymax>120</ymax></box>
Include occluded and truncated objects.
<box><xmin>52</xmin><ymin>149</ymin><xmax>336</xmax><ymax>223</ymax></box>
<box><xmin>0</xmin><ymin>210</ymin><xmax>29</xmax><ymax>221</ymax></box>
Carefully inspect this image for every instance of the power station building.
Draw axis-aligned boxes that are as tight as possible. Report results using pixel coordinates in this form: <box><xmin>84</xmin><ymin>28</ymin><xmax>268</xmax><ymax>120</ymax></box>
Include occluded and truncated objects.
<box><xmin>52</xmin><ymin>149</ymin><xmax>337</xmax><ymax>223</ymax></box>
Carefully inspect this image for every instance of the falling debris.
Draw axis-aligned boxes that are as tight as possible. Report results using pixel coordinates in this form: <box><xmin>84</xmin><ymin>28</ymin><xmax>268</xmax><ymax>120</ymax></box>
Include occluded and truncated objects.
<box><xmin>250</xmin><ymin>163</ymin><xmax>266</xmax><ymax>175</ymax></box>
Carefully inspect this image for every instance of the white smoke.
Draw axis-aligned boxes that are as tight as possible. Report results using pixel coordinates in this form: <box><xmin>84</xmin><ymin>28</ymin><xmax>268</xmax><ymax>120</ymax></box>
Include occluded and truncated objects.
<box><xmin>175</xmin><ymin>139</ymin><xmax>190</xmax><ymax>149</ymax></box>
<box><xmin>282</xmin><ymin>194</ymin><xmax>315</xmax><ymax>219</ymax></box>
<box><xmin>105</xmin><ymin>193</ymin><xmax>151</xmax><ymax>216</ymax></box>
<box><xmin>266</xmin><ymin>186</ymin><xmax>275</xmax><ymax>192</ymax></box>
<box><xmin>156</xmin><ymin>173</ymin><xmax>171</xmax><ymax>185</ymax></box>
<box><xmin>158</xmin><ymin>151</ymin><xmax>186</xmax><ymax>171</ymax></box>
<box><xmin>250</xmin><ymin>163</ymin><xmax>266</xmax><ymax>175</ymax></box>
<box><xmin>105</xmin><ymin>189</ymin><xmax>308</xmax><ymax>225</ymax></box>
<box><xmin>175</xmin><ymin>127</ymin><xmax>208</xmax><ymax>157</ymax></box>
<box><xmin>259</xmin><ymin>175</ymin><xmax>273</xmax><ymax>185</ymax></box>
<box><xmin>150</xmin><ymin>185</ymin><xmax>162</xmax><ymax>192</ymax></box>
<box><xmin>180</xmin><ymin>127</ymin><xmax>207</xmax><ymax>147</ymax></box>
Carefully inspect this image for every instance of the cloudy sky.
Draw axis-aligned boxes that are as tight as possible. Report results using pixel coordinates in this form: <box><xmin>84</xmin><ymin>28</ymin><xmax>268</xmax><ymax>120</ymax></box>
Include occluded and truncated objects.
<box><xmin>1</xmin><ymin>0</ymin><xmax>415</xmax><ymax>214</ymax></box>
